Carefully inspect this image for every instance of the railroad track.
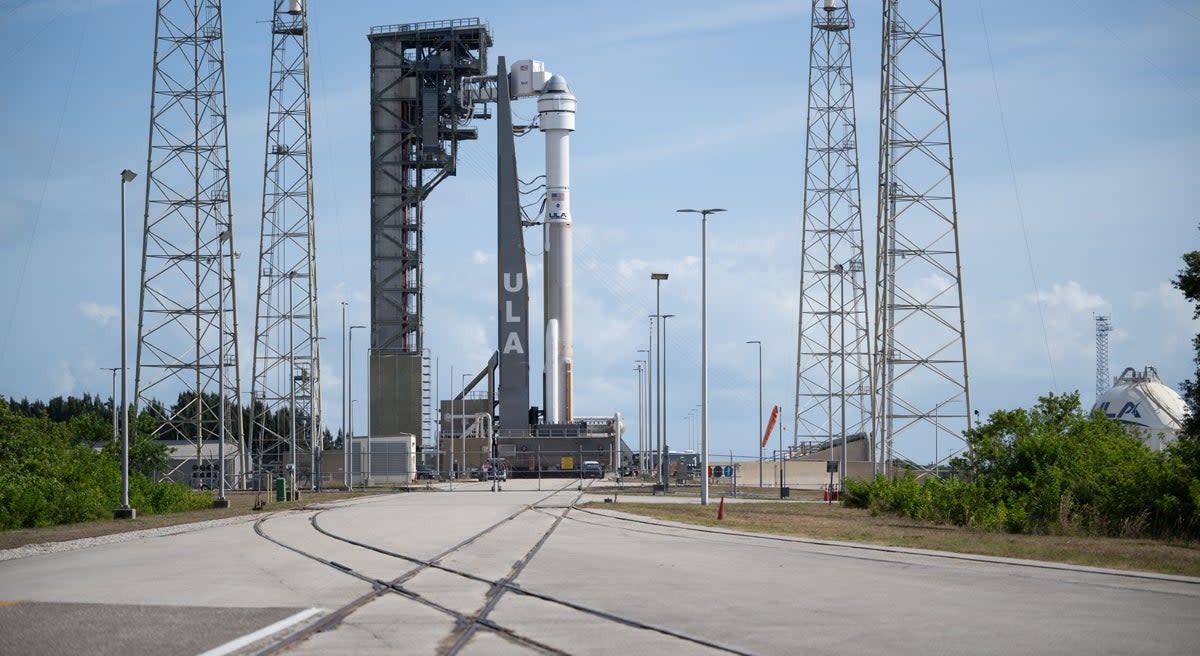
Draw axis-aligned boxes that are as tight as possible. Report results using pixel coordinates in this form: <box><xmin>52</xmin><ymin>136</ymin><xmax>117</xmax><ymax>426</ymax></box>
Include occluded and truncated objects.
<box><xmin>250</xmin><ymin>480</ymin><xmax>756</xmax><ymax>655</ymax></box>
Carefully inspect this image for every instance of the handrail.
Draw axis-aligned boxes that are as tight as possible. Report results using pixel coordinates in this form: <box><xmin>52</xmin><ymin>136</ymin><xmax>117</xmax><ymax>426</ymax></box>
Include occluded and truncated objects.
<box><xmin>370</xmin><ymin>18</ymin><xmax>484</xmax><ymax>35</ymax></box>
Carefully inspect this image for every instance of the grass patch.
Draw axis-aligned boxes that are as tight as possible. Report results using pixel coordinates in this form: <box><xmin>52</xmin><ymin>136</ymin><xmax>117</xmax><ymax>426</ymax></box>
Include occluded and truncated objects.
<box><xmin>595</xmin><ymin>500</ymin><xmax>1200</xmax><ymax>577</ymax></box>
<box><xmin>0</xmin><ymin>489</ymin><xmax>380</xmax><ymax>550</ymax></box>
<box><xmin>597</xmin><ymin>481</ymin><xmax>824</xmax><ymax>501</ymax></box>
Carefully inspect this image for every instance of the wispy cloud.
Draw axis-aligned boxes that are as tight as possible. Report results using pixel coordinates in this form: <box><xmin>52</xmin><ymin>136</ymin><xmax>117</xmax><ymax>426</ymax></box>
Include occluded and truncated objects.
<box><xmin>79</xmin><ymin>301</ymin><xmax>118</xmax><ymax>326</ymax></box>
<box><xmin>1030</xmin><ymin>281</ymin><xmax>1107</xmax><ymax>312</ymax></box>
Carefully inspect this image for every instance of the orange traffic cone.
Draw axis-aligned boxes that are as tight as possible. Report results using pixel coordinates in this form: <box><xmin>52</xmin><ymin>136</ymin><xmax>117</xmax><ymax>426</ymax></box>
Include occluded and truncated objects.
<box><xmin>717</xmin><ymin>496</ymin><xmax>725</xmax><ymax>520</ymax></box>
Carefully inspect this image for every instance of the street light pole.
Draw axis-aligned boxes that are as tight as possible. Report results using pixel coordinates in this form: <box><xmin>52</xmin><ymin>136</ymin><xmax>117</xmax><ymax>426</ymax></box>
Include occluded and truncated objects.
<box><xmin>677</xmin><ymin>208</ymin><xmax>725</xmax><ymax>505</ymax></box>
<box><xmin>310</xmin><ymin>335</ymin><xmax>326</xmax><ymax>492</ymax></box>
<box><xmin>287</xmin><ymin>272</ymin><xmax>298</xmax><ymax>490</ymax></box>
<box><xmin>650</xmin><ymin>273</ymin><xmax>668</xmax><ymax>489</ymax></box>
<box><xmin>350</xmin><ymin>399</ymin><xmax>359</xmax><ymax>484</ymax></box>
<box><xmin>349</xmin><ymin>324</ymin><xmax>365</xmax><ymax>488</ymax></box>
<box><xmin>747</xmin><ymin>340</ymin><xmax>762</xmax><ymax>488</ymax></box>
<box><xmin>661</xmin><ymin>313</ymin><xmax>675</xmax><ymax>491</ymax></box>
<box><xmin>341</xmin><ymin>301</ymin><xmax>348</xmax><ymax>489</ymax></box>
<box><xmin>115</xmin><ymin>169</ymin><xmax>137</xmax><ymax>520</ymax></box>
<box><xmin>215</xmin><ymin>227</ymin><xmax>231</xmax><ymax>508</ymax></box>
<box><xmin>637</xmin><ymin>346</ymin><xmax>650</xmax><ymax>478</ymax></box>
<box><xmin>633</xmin><ymin>364</ymin><xmax>643</xmax><ymax>477</ymax></box>
<box><xmin>835</xmin><ymin>264</ymin><xmax>847</xmax><ymax>494</ymax></box>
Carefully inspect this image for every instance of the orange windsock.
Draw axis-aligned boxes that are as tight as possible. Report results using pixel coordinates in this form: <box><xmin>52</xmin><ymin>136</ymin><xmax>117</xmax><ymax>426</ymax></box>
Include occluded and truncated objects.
<box><xmin>761</xmin><ymin>405</ymin><xmax>780</xmax><ymax>449</ymax></box>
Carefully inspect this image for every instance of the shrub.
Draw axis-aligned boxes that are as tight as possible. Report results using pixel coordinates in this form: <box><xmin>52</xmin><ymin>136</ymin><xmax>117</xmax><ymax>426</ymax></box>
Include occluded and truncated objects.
<box><xmin>0</xmin><ymin>398</ymin><xmax>214</xmax><ymax>529</ymax></box>
<box><xmin>843</xmin><ymin>393</ymin><xmax>1200</xmax><ymax>540</ymax></box>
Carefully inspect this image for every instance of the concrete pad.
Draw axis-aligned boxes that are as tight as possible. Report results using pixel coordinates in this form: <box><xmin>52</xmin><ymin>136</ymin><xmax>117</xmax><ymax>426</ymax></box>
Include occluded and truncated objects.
<box><xmin>285</xmin><ymin>592</ymin><xmax>456</xmax><ymax>656</ymax></box>
<box><xmin>489</xmin><ymin>590</ymin><xmax>731</xmax><ymax>656</ymax></box>
<box><xmin>0</xmin><ymin>479</ymin><xmax>1195</xmax><ymax>654</ymax></box>
<box><xmin>0</xmin><ymin>515</ymin><xmax>370</xmax><ymax>608</ymax></box>
<box><xmin>402</xmin><ymin>566</ymin><xmax>495</xmax><ymax>618</ymax></box>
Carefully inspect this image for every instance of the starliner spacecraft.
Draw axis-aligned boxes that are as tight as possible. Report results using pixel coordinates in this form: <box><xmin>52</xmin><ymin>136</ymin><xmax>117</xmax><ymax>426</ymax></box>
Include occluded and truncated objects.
<box><xmin>487</xmin><ymin>56</ymin><xmax>624</xmax><ymax>469</ymax></box>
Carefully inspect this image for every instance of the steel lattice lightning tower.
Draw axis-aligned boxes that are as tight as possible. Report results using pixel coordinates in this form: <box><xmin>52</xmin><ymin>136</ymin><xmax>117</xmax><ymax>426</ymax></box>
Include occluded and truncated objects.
<box><xmin>1095</xmin><ymin>314</ymin><xmax>1112</xmax><ymax>401</ymax></box>
<box><xmin>135</xmin><ymin>0</ymin><xmax>245</xmax><ymax>488</ymax></box>
<box><xmin>250</xmin><ymin>0</ymin><xmax>321</xmax><ymax>482</ymax></box>
<box><xmin>874</xmin><ymin>0</ymin><xmax>971</xmax><ymax>474</ymax></box>
<box><xmin>795</xmin><ymin>1</ymin><xmax>873</xmax><ymax>463</ymax></box>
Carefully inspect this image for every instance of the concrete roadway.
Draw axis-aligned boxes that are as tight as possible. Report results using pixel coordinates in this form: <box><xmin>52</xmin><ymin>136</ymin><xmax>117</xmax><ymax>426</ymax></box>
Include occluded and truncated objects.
<box><xmin>0</xmin><ymin>478</ymin><xmax>1197</xmax><ymax>655</ymax></box>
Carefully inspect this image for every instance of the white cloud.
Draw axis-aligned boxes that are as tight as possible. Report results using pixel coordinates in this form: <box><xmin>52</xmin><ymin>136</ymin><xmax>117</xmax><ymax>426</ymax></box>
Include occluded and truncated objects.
<box><xmin>79</xmin><ymin>301</ymin><xmax>118</xmax><ymax>326</ymax></box>
<box><xmin>1030</xmin><ymin>281</ymin><xmax>1107</xmax><ymax>312</ymax></box>
<box><xmin>1132</xmin><ymin>281</ymin><xmax>1191</xmax><ymax>318</ymax></box>
<box><xmin>1118</xmin><ymin>281</ymin><xmax>1195</xmax><ymax>377</ymax></box>
<box><xmin>970</xmin><ymin>280</ymin><xmax>1112</xmax><ymax>387</ymax></box>
<box><xmin>472</xmin><ymin>250</ymin><xmax>494</xmax><ymax>265</ymax></box>
<box><xmin>53</xmin><ymin>360</ymin><xmax>76</xmax><ymax>396</ymax></box>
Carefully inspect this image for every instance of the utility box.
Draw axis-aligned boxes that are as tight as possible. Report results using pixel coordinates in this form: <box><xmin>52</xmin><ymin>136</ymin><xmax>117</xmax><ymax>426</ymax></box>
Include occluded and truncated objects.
<box><xmin>355</xmin><ymin>434</ymin><xmax>417</xmax><ymax>484</ymax></box>
<box><xmin>274</xmin><ymin>477</ymin><xmax>286</xmax><ymax>502</ymax></box>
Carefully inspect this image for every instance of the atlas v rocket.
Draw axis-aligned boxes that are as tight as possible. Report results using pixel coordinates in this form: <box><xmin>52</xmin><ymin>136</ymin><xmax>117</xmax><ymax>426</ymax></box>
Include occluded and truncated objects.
<box><xmin>494</xmin><ymin>59</ymin><xmax>577</xmax><ymax>428</ymax></box>
<box><xmin>538</xmin><ymin>74</ymin><xmax>575</xmax><ymax>424</ymax></box>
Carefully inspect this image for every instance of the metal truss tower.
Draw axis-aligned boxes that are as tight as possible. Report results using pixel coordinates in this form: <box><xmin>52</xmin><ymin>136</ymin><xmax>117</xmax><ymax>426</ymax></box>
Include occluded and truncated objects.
<box><xmin>874</xmin><ymin>0</ymin><xmax>971</xmax><ymax>474</ymax></box>
<box><xmin>250</xmin><ymin>0</ymin><xmax>321</xmax><ymax>482</ymax></box>
<box><xmin>367</xmin><ymin>20</ymin><xmax>491</xmax><ymax>440</ymax></box>
<box><xmin>794</xmin><ymin>1</ymin><xmax>873</xmax><ymax>463</ymax></box>
<box><xmin>135</xmin><ymin>0</ymin><xmax>245</xmax><ymax>488</ymax></box>
<box><xmin>1095</xmin><ymin>314</ymin><xmax>1112</xmax><ymax>401</ymax></box>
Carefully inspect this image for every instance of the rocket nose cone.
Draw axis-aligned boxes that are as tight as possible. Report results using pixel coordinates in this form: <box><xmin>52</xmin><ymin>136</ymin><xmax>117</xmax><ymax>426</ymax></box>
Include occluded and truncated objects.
<box><xmin>543</xmin><ymin>74</ymin><xmax>569</xmax><ymax>93</ymax></box>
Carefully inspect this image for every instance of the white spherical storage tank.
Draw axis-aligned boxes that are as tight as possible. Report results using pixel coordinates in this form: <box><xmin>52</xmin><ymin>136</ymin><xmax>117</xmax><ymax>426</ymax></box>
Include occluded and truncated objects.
<box><xmin>1093</xmin><ymin>366</ymin><xmax>1188</xmax><ymax>451</ymax></box>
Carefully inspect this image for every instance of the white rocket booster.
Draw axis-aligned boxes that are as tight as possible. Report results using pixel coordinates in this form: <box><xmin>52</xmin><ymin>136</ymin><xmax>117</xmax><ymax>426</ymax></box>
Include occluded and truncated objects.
<box><xmin>538</xmin><ymin>75</ymin><xmax>575</xmax><ymax>423</ymax></box>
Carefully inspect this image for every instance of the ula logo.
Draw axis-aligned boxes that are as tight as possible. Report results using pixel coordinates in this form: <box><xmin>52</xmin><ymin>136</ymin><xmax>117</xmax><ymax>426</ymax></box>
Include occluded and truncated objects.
<box><xmin>1099</xmin><ymin>401</ymin><xmax>1141</xmax><ymax>419</ymax></box>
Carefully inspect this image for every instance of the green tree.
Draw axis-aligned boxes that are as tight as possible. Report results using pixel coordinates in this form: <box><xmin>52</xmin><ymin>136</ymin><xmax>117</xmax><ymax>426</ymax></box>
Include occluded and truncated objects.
<box><xmin>100</xmin><ymin>410</ymin><xmax>170</xmax><ymax>478</ymax></box>
<box><xmin>848</xmin><ymin>393</ymin><xmax>1198</xmax><ymax>538</ymax></box>
<box><xmin>1172</xmin><ymin>239</ymin><xmax>1200</xmax><ymax>437</ymax></box>
<box><xmin>0</xmin><ymin>398</ymin><xmax>210</xmax><ymax>530</ymax></box>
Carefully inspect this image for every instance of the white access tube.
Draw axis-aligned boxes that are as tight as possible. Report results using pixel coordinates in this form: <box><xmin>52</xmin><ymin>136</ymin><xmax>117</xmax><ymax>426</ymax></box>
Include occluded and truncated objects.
<box><xmin>539</xmin><ymin>75</ymin><xmax>576</xmax><ymax>423</ymax></box>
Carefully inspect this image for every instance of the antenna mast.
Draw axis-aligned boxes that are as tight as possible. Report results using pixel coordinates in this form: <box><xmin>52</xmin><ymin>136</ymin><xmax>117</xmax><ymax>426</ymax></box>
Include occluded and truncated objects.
<box><xmin>1095</xmin><ymin>314</ymin><xmax>1113</xmax><ymax>401</ymax></box>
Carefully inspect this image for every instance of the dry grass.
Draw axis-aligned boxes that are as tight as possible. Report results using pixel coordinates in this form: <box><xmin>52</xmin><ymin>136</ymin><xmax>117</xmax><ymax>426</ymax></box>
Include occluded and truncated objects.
<box><xmin>596</xmin><ymin>500</ymin><xmax>1200</xmax><ymax>578</ymax></box>
<box><xmin>601</xmin><ymin>481</ymin><xmax>824</xmax><ymax>501</ymax></box>
<box><xmin>0</xmin><ymin>489</ymin><xmax>383</xmax><ymax>550</ymax></box>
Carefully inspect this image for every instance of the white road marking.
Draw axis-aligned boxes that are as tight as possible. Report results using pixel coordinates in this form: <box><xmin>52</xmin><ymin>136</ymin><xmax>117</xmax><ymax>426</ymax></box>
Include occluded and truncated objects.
<box><xmin>195</xmin><ymin>607</ymin><xmax>324</xmax><ymax>656</ymax></box>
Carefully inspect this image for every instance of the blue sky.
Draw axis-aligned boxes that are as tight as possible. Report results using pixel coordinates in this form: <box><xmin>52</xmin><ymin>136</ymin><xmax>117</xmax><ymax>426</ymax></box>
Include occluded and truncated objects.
<box><xmin>0</xmin><ymin>0</ymin><xmax>1196</xmax><ymax>464</ymax></box>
